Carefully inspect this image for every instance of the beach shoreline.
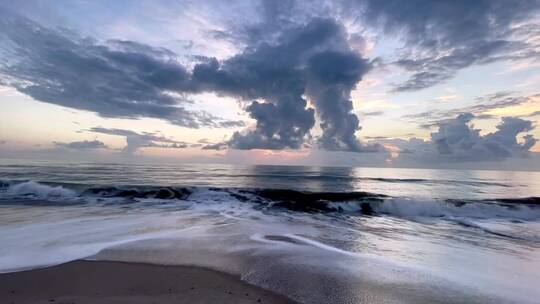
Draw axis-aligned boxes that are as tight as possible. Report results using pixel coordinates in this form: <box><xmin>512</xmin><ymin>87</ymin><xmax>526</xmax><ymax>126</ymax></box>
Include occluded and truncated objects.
<box><xmin>0</xmin><ymin>260</ymin><xmax>295</xmax><ymax>304</ymax></box>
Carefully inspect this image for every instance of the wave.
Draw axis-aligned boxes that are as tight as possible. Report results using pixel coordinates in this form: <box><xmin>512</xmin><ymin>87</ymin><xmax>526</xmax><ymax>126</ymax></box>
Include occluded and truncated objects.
<box><xmin>371</xmin><ymin>198</ymin><xmax>540</xmax><ymax>220</ymax></box>
<box><xmin>232</xmin><ymin>188</ymin><xmax>385</xmax><ymax>213</ymax></box>
<box><xmin>491</xmin><ymin>197</ymin><xmax>540</xmax><ymax>205</ymax></box>
<box><xmin>4</xmin><ymin>180</ymin><xmax>78</xmax><ymax>198</ymax></box>
<box><xmin>0</xmin><ymin>180</ymin><xmax>538</xmax><ymax>220</ymax></box>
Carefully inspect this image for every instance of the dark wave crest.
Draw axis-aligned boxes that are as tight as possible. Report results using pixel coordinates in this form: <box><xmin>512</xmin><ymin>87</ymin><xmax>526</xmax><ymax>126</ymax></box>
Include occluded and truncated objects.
<box><xmin>81</xmin><ymin>186</ymin><xmax>192</xmax><ymax>200</ymax></box>
<box><xmin>0</xmin><ymin>179</ymin><xmax>539</xmax><ymax>220</ymax></box>
<box><xmin>233</xmin><ymin>188</ymin><xmax>385</xmax><ymax>214</ymax></box>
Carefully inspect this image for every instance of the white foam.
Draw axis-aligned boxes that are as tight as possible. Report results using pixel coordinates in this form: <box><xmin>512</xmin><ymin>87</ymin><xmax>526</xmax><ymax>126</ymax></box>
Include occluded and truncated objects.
<box><xmin>374</xmin><ymin>198</ymin><xmax>540</xmax><ymax>220</ymax></box>
<box><xmin>6</xmin><ymin>181</ymin><xmax>77</xmax><ymax>198</ymax></box>
<box><xmin>2</xmin><ymin>180</ymin><xmax>539</xmax><ymax>221</ymax></box>
<box><xmin>1</xmin><ymin>201</ymin><xmax>539</xmax><ymax>303</ymax></box>
<box><xmin>282</xmin><ymin>234</ymin><xmax>357</xmax><ymax>256</ymax></box>
<box><xmin>325</xmin><ymin>198</ymin><xmax>540</xmax><ymax>220</ymax></box>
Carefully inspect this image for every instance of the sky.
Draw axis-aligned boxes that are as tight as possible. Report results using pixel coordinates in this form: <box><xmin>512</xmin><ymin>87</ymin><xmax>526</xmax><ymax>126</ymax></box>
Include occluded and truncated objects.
<box><xmin>0</xmin><ymin>0</ymin><xmax>539</xmax><ymax>170</ymax></box>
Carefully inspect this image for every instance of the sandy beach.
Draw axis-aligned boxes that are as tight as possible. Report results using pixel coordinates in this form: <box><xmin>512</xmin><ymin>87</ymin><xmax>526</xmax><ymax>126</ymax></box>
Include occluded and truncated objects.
<box><xmin>0</xmin><ymin>260</ymin><xmax>295</xmax><ymax>304</ymax></box>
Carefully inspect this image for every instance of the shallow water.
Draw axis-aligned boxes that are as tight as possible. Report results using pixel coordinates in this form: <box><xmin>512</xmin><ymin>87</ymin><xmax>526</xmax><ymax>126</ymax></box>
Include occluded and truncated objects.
<box><xmin>0</xmin><ymin>160</ymin><xmax>539</xmax><ymax>303</ymax></box>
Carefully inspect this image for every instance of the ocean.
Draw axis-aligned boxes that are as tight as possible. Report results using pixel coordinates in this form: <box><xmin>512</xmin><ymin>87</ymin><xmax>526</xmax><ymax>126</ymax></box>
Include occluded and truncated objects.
<box><xmin>1</xmin><ymin>159</ymin><xmax>539</xmax><ymax>303</ymax></box>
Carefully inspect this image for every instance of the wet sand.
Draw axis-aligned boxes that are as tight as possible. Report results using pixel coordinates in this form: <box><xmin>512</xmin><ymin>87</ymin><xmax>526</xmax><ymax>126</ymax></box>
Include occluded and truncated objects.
<box><xmin>0</xmin><ymin>260</ymin><xmax>295</xmax><ymax>304</ymax></box>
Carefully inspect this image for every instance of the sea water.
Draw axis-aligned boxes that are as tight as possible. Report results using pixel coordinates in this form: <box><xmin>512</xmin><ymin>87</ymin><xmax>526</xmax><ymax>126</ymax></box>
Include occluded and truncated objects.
<box><xmin>0</xmin><ymin>159</ymin><xmax>539</xmax><ymax>303</ymax></box>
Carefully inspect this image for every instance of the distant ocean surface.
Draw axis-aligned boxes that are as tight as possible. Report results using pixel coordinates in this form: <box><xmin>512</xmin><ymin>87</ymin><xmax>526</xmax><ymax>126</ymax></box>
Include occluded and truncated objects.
<box><xmin>1</xmin><ymin>159</ymin><xmax>539</xmax><ymax>303</ymax></box>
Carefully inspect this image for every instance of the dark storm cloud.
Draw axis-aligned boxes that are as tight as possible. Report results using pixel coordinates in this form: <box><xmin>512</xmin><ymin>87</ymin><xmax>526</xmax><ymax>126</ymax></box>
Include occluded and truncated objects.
<box><xmin>191</xmin><ymin>18</ymin><xmax>332</xmax><ymax>150</ymax></box>
<box><xmin>193</xmin><ymin>1</ymin><xmax>380</xmax><ymax>152</ymax></box>
<box><xmin>0</xmin><ymin>8</ymin><xmax>378</xmax><ymax>152</ymax></box>
<box><xmin>403</xmin><ymin>92</ymin><xmax>539</xmax><ymax>128</ymax></box>
<box><xmin>193</xmin><ymin>18</ymin><xmax>379</xmax><ymax>151</ymax></box>
<box><xmin>53</xmin><ymin>140</ymin><xmax>108</xmax><ymax>150</ymax></box>
<box><xmin>305</xmin><ymin>50</ymin><xmax>381</xmax><ymax>152</ymax></box>
<box><xmin>386</xmin><ymin>113</ymin><xmax>538</xmax><ymax>162</ymax></box>
<box><xmin>344</xmin><ymin>0</ymin><xmax>540</xmax><ymax>91</ymax></box>
<box><xmin>88</xmin><ymin>127</ymin><xmax>189</xmax><ymax>154</ymax></box>
<box><xmin>0</xmin><ymin>9</ymin><xmax>242</xmax><ymax>129</ymax></box>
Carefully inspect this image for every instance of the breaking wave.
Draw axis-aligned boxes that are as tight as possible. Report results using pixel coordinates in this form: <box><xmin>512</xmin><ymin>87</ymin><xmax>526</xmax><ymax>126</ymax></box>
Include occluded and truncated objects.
<box><xmin>0</xmin><ymin>179</ymin><xmax>539</xmax><ymax>220</ymax></box>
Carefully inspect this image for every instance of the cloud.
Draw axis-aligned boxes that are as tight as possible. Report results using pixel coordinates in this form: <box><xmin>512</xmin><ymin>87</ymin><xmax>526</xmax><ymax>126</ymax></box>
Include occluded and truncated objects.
<box><xmin>364</xmin><ymin>136</ymin><xmax>391</xmax><ymax>140</ymax></box>
<box><xmin>0</xmin><ymin>9</ymin><xmax>242</xmax><ymax>129</ymax></box>
<box><xmin>0</xmin><ymin>9</ymin><xmax>379</xmax><ymax>152</ymax></box>
<box><xmin>359</xmin><ymin>111</ymin><xmax>384</xmax><ymax>117</ymax></box>
<box><xmin>145</xmin><ymin>142</ymin><xmax>189</xmax><ymax>149</ymax></box>
<box><xmin>193</xmin><ymin>18</ymin><xmax>379</xmax><ymax>152</ymax></box>
<box><xmin>525</xmin><ymin>110</ymin><xmax>540</xmax><ymax>117</ymax></box>
<box><xmin>0</xmin><ymin>140</ymin><xmax>6</xmax><ymax>145</ymax></box>
<box><xmin>432</xmin><ymin>114</ymin><xmax>537</xmax><ymax>159</ymax></box>
<box><xmin>217</xmin><ymin>120</ymin><xmax>246</xmax><ymax>128</ymax></box>
<box><xmin>305</xmin><ymin>50</ymin><xmax>381</xmax><ymax>152</ymax></box>
<box><xmin>434</xmin><ymin>95</ymin><xmax>458</xmax><ymax>103</ymax></box>
<box><xmin>346</xmin><ymin>0</ymin><xmax>540</xmax><ymax>91</ymax></box>
<box><xmin>191</xmin><ymin>19</ymin><xmax>325</xmax><ymax>150</ymax></box>
<box><xmin>403</xmin><ymin>92</ymin><xmax>539</xmax><ymax>128</ymax></box>
<box><xmin>87</xmin><ymin>127</ymin><xmax>188</xmax><ymax>154</ymax></box>
<box><xmin>207</xmin><ymin>0</ymin><xmax>317</xmax><ymax>48</ymax></box>
<box><xmin>12</xmin><ymin>2</ymin><xmax>536</xmax><ymax>154</ymax></box>
<box><xmin>202</xmin><ymin>142</ymin><xmax>229</xmax><ymax>150</ymax></box>
<box><xmin>385</xmin><ymin>113</ymin><xmax>537</xmax><ymax>162</ymax></box>
<box><xmin>53</xmin><ymin>139</ymin><xmax>108</xmax><ymax>150</ymax></box>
